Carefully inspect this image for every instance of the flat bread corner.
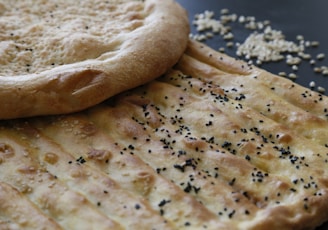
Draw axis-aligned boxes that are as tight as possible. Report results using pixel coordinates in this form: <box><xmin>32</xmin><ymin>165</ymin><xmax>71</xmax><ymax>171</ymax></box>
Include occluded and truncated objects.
<box><xmin>0</xmin><ymin>0</ymin><xmax>189</xmax><ymax>119</ymax></box>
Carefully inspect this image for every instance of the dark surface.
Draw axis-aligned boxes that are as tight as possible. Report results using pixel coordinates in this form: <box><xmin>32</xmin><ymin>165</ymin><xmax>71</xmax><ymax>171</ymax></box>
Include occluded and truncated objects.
<box><xmin>176</xmin><ymin>0</ymin><xmax>328</xmax><ymax>94</ymax></box>
<box><xmin>175</xmin><ymin>1</ymin><xmax>328</xmax><ymax>229</ymax></box>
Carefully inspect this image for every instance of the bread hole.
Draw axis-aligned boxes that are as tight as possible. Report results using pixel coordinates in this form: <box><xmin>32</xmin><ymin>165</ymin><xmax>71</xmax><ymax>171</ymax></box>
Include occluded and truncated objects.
<box><xmin>0</xmin><ymin>143</ymin><xmax>14</xmax><ymax>158</ymax></box>
<box><xmin>87</xmin><ymin>149</ymin><xmax>111</xmax><ymax>162</ymax></box>
<box><xmin>133</xmin><ymin>171</ymin><xmax>154</xmax><ymax>196</ymax></box>
<box><xmin>70</xmin><ymin>167</ymin><xmax>86</xmax><ymax>178</ymax></box>
<box><xmin>44</xmin><ymin>152</ymin><xmax>59</xmax><ymax>165</ymax></box>
<box><xmin>276</xmin><ymin>133</ymin><xmax>293</xmax><ymax>144</ymax></box>
<box><xmin>80</xmin><ymin>123</ymin><xmax>97</xmax><ymax>136</ymax></box>
<box><xmin>17</xmin><ymin>165</ymin><xmax>37</xmax><ymax>174</ymax></box>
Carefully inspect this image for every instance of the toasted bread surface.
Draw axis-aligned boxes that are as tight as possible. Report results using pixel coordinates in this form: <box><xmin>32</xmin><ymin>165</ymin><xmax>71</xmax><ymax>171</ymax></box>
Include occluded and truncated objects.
<box><xmin>0</xmin><ymin>41</ymin><xmax>327</xmax><ymax>229</ymax></box>
<box><xmin>0</xmin><ymin>0</ymin><xmax>189</xmax><ymax>119</ymax></box>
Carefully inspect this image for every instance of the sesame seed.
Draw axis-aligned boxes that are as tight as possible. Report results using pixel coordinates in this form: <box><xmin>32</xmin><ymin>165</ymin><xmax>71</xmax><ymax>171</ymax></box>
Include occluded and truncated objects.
<box><xmin>309</xmin><ymin>81</ymin><xmax>316</xmax><ymax>88</ymax></box>
<box><xmin>316</xmin><ymin>53</ymin><xmax>325</xmax><ymax>60</ymax></box>
<box><xmin>278</xmin><ymin>72</ymin><xmax>287</xmax><ymax>77</ymax></box>
<box><xmin>317</xmin><ymin>86</ymin><xmax>326</xmax><ymax>93</ymax></box>
<box><xmin>220</xmin><ymin>8</ymin><xmax>229</xmax><ymax>15</ymax></box>
<box><xmin>288</xmin><ymin>73</ymin><xmax>297</xmax><ymax>80</ymax></box>
<box><xmin>292</xmin><ymin>65</ymin><xmax>298</xmax><ymax>71</ymax></box>
<box><xmin>311</xmin><ymin>41</ymin><xmax>320</xmax><ymax>47</ymax></box>
<box><xmin>296</xmin><ymin>35</ymin><xmax>304</xmax><ymax>41</ymax></box>
<box><xmin>314</xmin><ymin>67</ymin><xmax>322</xmax><ymax>73</ymax></box>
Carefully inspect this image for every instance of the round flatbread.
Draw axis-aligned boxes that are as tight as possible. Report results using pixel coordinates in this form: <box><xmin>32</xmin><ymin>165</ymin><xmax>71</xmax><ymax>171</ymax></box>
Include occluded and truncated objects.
<box><xmin>0</xmin><ymin>0</ymin><xmax>189</xmax><ymax>119</ymax></box>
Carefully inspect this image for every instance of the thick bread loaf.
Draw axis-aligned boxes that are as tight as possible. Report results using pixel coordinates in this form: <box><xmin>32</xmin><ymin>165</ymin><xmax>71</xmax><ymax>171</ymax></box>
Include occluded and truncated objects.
<box><xmin>0</xmin><ymin>0</ymin><xmax>189</xmax><ymax>119</ymax></box>
<box><xmin>0</xmin><ymin>40</ymin><xmax>327</xmax><ymax>229</ymax></box>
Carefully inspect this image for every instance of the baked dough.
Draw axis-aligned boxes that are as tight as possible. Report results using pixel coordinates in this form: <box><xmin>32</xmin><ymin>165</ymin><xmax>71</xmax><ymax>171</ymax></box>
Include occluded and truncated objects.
<box><xmin>0</xmin><ymin>40</ymin><xmax>328</xmax><ymax>229</ymax></box>
<box><xmin>0</xmin><ymin>0</ymin><xmax>189</xmax><ymax>119</ymax></box>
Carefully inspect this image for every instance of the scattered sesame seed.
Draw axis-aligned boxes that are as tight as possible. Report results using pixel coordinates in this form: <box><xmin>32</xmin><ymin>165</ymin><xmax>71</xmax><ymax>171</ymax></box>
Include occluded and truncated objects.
<box><xmin>316</xmin><ymin>53</ymin><xmax>325</xmax><ymax>60</ymax></box>
<box><xmin>278</xmin><ymin>72</ymin><xmax>287</xmax><ymax>77</ymax></box>
<box><xmin>292</xmin><ymin>65</ymin><xmax>298</xmax><ymax>71</ymax></box>
<box><xmin>309</xmin><ymin>60</ymin><xmax>316</xmax><ymax>66</ymax></box>
<box><xmin>288</xmin><ymin>73</ymin><xmax>297</xmax><ymax>80</ymax></box>
<box><xmin>311</xmin><ymin>41</ymin><xmax>320</xmax><ymax>47</ymax></box>
<box><xmin>322</xmin><ymin>69</ymin><xmax>328</xmax><ymax>76</ymax></box>
<box><xmin>317</xmin><ymin>86</ymin><xmax>326</xmax><ymax>93</ymax></box>
<box><xmin>220</xmin><ymin>8</ymin><xmax>229</xmax><ymax>15</ymax></box>
<box><xmin>190</xmin><ymin>9</ymin><xmax>328</xmax><ymax>95</ymax></box>
<box><xmin>309</xmin><ymin>81</ymin><xmax>316</xmax><ymax>88</ymax></box>
<box><xmin>296</xmin><ymin>35</ymin><xmax>304</xmax><ymax>41</ymax></box>
<box><xmin>286</xmin><ymin>56</ymin><xmax>302</xmax><ymax>65</ymax></box>
<box><xmin>223</xmin><ymin>32</ymin><xmax>234</xmax><ymax>40</ymax></box>
<box><xmin>315</xmin><ymin>67</ymin><xmax>323</xmax><ymax>74</ymax></box>
<box><xmin>226</xmin><ymin>41</ymin><xmax>234</xmax><ymax>48</ymax></box>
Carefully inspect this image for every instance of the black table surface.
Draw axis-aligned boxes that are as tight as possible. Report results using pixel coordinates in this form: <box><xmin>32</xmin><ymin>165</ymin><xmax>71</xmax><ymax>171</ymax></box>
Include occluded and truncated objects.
<box><xmin>175</xmin><ymin>1</ymin><xmax>328</xmax><ymax>229</ymax></box>
<box><xmin>176</xmin><ymin>0</ymin><xmax>328</xmax><ymax>94</ymax></box>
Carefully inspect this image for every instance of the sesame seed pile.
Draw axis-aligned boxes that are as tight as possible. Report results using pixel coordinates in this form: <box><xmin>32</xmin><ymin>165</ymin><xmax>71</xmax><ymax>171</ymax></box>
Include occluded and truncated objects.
<box><xmin>190</xmin><ymin>9</ymin><xmax>327</xmax><ymax>94</ymax></box>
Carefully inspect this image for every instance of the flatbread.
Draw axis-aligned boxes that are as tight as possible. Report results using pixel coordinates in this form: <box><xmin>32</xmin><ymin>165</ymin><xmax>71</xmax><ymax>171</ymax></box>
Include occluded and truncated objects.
<box><xmin>0</xmin><ymin>0</ymin><xmax>189</xmax><ymax>119</ymax></box>
<box><xmin>0</xmin><ymin>40</ymin><xmax>328</xmax><ymax>229</ymax></box>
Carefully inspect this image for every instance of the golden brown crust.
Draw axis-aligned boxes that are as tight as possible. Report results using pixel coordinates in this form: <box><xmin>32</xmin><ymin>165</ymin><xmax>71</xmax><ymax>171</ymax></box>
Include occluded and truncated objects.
<box><xmin>0</xmin><ymin>0</ymin><xmax>189</xmax><ymax>119</ymax></box>
<box><xmin>0</xmin><ymin>182</ymin><xmax>62</xmax><ymax>230</ymax></box>
<box><xmin>0</xmin><ymin>40</ymin><xmax>327</xmax><ymax>229</ymax></box>
<box><xmin>182</xmin><ymin>40</ymin><xmax>328</xmax><ymax>148</ymax></box>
